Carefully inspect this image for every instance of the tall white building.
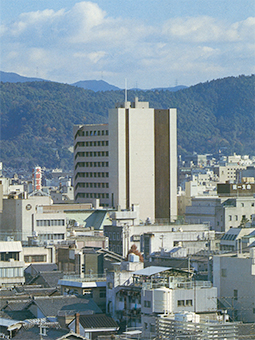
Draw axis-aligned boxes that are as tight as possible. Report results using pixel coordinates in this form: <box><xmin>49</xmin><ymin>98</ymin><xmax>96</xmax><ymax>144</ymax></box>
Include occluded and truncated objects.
<box><xmin>74</xmin><ymin>98</ymin><xmax>177</xmax><ymax>222</ymax></box>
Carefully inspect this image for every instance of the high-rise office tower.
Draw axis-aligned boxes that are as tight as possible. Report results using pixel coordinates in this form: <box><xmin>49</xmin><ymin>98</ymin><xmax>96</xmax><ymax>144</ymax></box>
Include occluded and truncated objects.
<box><xmin>74</xmin><ymin>98</ymin><xmax>177</xmax><ymax>222</ymax></box>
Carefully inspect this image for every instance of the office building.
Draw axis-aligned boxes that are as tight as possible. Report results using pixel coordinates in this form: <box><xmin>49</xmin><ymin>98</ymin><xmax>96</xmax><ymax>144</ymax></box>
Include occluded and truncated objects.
<box><xmin>73</xmin><ymin>124</ymin><xmax>110</xmax><ymax>207</ymax></box>
<box><xmin>74</xmin><ymin>98</ymin><xmax>177</xmax><ymax>222</ymax></box>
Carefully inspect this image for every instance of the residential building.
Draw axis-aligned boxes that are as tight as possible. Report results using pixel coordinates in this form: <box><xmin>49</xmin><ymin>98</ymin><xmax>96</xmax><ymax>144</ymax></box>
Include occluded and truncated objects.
<box><xmin>213</xmin><ymin>247</ymin><xmax>255</xmax><ymax>322</ymax></box>
<box><xmin>220</xmin><ymin>227</ymin><xmax>255</xmax><ymax>251</ymax></box>
<box><xmin>185</xmin><ymin>195</ymin><xmax>255</xmax><ymax>232</ymax></box>
<box><xmin>214</xmin><ymin>164</ymin><xmax>246</xmax><ymax>183</ymax></box>
<box><xmin>104</xmin><ymin>223</ymin><xmax>215</xmax><ymax>259</ymax></box>
<box><xmin>58</xmin><ymin>274</ymin><xmax>107</xmax><ymax>313</ymax></box>
<box><xmin>0</xmin><ymin>241</ymin><xmax>25</xmax><ymax>286</ymax></box>
<box><xmin>68</xmin><ymin>313</ymin><xmax>119</xmax><ymax>339</ymax></box>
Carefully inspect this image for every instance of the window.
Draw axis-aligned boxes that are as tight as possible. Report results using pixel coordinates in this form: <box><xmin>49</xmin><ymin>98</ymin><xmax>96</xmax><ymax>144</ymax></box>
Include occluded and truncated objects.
<box><xmin>177</xmin><ymin>300</ymin><xmax>185</xmax><ymax>307</ymax></box>
<box><xmin>234</xmin><ymin>289</ymin><xmax>238</xmax><ymax>300</ymax></box>
<box><xmin>186</xmin><ymin>300</ymin><xmax>193</xmax><ymax>306</ymax></box>
<box><xmin>229</xmin><ymin>215</ymin><xmax>232</xmax><ymax>221</ymax></box>
<box><xmin>144</xmin><ymin>300</ymin><xmax>151</xmax><ymax>308</ymax></box>
<box><xmin>221</xmin><ymin>269</ymin><xmax>227</xmax><ymax>277</ymax></box>
<box><xmin>235</xmin><ymin>215</ymin><xmax>238</xmax><ymax>221</ymax></box>
<box><xmin>99</xmin><ymin>289</ymin><xmax>106</xmax><ymax>298</ymax></box>
<box><xmin>150</xmin><ymin>324</ymin><xmax>155</xmax><ymax>333</ymax></box>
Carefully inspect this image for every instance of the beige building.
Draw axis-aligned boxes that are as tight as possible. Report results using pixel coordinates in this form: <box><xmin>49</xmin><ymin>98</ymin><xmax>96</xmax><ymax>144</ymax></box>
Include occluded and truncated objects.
<box><xmin>109</xmin><ymin>98</ymin><xmax>177</xmax><ymax>222</ymax></box>
<box><xmin>214</xmin><ymin>164</ymin><xmax>245</xmax><ymax>183</ymax></box>
<box><xmin>73</xmin><ymin>124</ymin><xmax>110</xmax><ymax>207</ymax></box>
<box><xmin>74</xmin><ymin>99</ymin><xmax>177</xmax><ymax>223</ymax></box>
<box><xmin>0</xmin><ymin>194</ymin><xmax>66</xmax><ymax>242</ymax></box>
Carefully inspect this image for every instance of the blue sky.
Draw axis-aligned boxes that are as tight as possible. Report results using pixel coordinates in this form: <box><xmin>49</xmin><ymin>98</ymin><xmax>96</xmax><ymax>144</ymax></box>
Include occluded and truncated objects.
<box><xmin>1</xmin><ymin>0</ymin><xmax>255</xmax><ymax>88</ymax></box>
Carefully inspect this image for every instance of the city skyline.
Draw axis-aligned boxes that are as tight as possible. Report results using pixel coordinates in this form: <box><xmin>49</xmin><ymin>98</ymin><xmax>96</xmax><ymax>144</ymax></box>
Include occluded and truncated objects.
<box><xmin>1</xmin><ymin>0</ymin><xmax>254</xmax><ymax>89</ymax></box>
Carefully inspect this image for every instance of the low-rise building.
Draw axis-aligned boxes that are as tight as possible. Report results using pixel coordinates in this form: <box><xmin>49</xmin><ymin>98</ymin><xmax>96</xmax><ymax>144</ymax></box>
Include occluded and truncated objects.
<box><xmin>185</xmin><ymin>195</ymin><xmax>255</xmax><ymax>232</ymax></box>
<box><xmin>213</xmin><ymin>247</ymin><xmax>255</xmax><ymax>322</ymax></box>
<box><xmin>0</xmin><ymin>241</ymin><xmax>25</xmax><ymax>286</ymax></box>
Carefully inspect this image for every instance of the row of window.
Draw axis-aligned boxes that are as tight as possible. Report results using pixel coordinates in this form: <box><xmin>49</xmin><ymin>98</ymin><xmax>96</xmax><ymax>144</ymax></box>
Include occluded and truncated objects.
<box><xmin>39</xmin><ymin>234</ymin><xmax>65</xmax><ymax>240</ymax></box>
<box><xmin>75</xmin><ymin>161</ymin><xmax>109</xmax><ymax>169</ymax></box>
<box><xmin>76</xmin><ymin>129</ymin><xmax>108</xmax><ymax>137</ymax></box>
<box><xmin>76</xmin><ymin>192</ymin><xmax>109</xmax><ymax>199</ymax></box>
<box><xmin>36</xmin><ymin>219</ymin><xmax>65</xmax><ymax>227</ymax></box>
<box><xmin>76</xmin><ymin>182</ymin><xmax>109</xmax><ymax>189</ymax></box>
<box><xmin>75</xmin><ymin>172</ymin><xmax>109</xmax><ymax>179</ymax></box>
<box><xmin>0</xmin><ymin>267</ymin><xmax>23</xmax><ymax>278</ymax></box>
<box><xmin>0</xmin><ymin>252</ymin><xmax>19</xmax><ymax>261</ymax></box>
<box><xmin>75</xmin><ymin>141</ymin><xmax>109</xmax><ymax>149</ymax></box>
<box><xmin>177</xmin><ymin>299</ymin><xmax>193</xmax><ymax>307</ymax></box>
<box><xmin>75</xmin><ymin>151</ymin><xmax>109</xmax><ymax>159</ymax></box>
<box><xmin>105</xmin><ymin>232</ymin><xmax>121</xmax><ymax>240</ymax></box>
<box><xmin>24</xmin><ymin>255</ymin><xmax>46</xmax><ymax>262</ymax></box>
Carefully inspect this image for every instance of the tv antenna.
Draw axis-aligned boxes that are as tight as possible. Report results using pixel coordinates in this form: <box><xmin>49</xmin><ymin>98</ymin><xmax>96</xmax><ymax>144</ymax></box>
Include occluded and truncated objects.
<box><xmin>125</xmin><ymin>78</ymin><xmax>127</xmax><ymax>103</ymax></box>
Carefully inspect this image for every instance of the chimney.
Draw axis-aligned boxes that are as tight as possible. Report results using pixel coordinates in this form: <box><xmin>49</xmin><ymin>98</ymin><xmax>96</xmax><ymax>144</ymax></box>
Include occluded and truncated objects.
<box><xmin>75</xmin><ymin>312</ymin><xmax>80</xmax><ymax>335</ymax></box>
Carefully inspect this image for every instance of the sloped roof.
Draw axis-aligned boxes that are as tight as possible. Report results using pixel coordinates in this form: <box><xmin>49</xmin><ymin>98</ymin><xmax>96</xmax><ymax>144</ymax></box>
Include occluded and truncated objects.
<box><xmin>3</xmin><ymin>299</ymin><xmax>31</xmax><ymax>311</ymax></box>
<box><xmin>12</xmin><ymin>327</ymin><xmax>69</xmax><ymax>340</ymax></box>
<box><xmin>36</xmin><ymin>271</ymin><xmax>64</xmax><ymax>288</ymax></box>
<box><xmin>57</xmin><ymin>332</ymin><xmax>89</xmax><ymax>340</ymax></box>
<box><xmin>4</xmin><ymin>309</ymin><xmax>35</xmax><ymax>321</ymax></box>
<box><xmin>77</xmin><ymin>313</ymin><xmax>118</xmax><ymax>330</ymax></box>
<box><xmin>79</xmin><ymin>313</ymin><xmax>118</xmax><ymax>330</ymax></box>
<box><xmin>33</xmin><ymin>296</ymin><xmax>101</xmax><ymax>318</ymax></box>
<box><xmin>25</xmin><ymin>263</ymin><xmax>58</xmax><ymax>274</ymax></box>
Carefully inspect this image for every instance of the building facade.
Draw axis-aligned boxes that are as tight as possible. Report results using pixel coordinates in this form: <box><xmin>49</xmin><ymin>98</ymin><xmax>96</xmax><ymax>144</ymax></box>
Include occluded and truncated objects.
<box><xmin>74</xmin><ymin>99</ymin><xmax>177</xmax><ymax>223</ymax></box>
<box><xmin>213</xmin><ymin>248</ymin><xmax>255</xmax><ymax>323</ymax></box>
<box><xmin>73</xmin><ymin>124</ymin><xmax>110</xmax><ymax>207</ymax></box>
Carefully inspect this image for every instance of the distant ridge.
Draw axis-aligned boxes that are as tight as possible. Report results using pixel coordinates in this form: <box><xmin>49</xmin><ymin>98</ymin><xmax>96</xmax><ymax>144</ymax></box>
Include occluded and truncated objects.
<box><xmin>151</xmin><ymin>85</ymin><xmax>187</xmax><ymax>92</ymax></box>
<box><xmin>72</xmin><ymin>79</ymin><xmax>120</xmax><ymax>92</ymax></box>
<box><xmin>0</xmin><ymin>71</ymin><xmax>47</xmax><ymax>83</ymax></box>
<box><xmin>0</xmin><ymin>71</ymin><xmax>187</xmax><ymax>92</ymax></box>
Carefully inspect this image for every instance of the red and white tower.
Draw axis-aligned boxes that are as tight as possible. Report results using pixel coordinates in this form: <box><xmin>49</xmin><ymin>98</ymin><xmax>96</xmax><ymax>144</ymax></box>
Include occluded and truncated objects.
<box><xmin>32</xmin><ymin>166</ymin><xmax>42</xmax><ymax>191</ymax></box>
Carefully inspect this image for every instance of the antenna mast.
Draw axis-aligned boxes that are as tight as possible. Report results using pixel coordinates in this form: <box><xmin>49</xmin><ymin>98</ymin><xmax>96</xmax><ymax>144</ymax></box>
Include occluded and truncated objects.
<box><xmin>125</xmin><ymin>78</ymin><xmax>127</xmax><ymax>103</ymax></box>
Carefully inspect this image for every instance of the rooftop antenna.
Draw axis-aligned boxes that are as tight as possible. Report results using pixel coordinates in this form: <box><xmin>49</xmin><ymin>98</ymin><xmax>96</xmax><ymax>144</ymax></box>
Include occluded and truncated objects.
<box><xmin>125</xmin><ymin>78</ymin><xmax>127</xmax><ymax>103</ymax></box>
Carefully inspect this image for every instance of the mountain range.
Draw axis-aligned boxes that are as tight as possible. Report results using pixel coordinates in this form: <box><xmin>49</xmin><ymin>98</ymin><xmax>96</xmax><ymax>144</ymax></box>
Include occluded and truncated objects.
<box><xmin>0</xmin><ymin>71</ymin><xmax>187</xmax><ymax>92</ymax></box>
<box><xmin>0</xmin><ymin>73</ymin><xmax>254</xmax><ymax>171</ymax></box>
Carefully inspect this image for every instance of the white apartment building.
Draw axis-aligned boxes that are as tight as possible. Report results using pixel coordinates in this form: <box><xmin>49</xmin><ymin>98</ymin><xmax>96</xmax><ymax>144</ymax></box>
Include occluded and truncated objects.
<box><xmin>74</xmin><ymin>98</ymin><xmax>177</xmax><ymax>223</ymax></box>
<box><xmin>107</xmin><ymin>263</ymin><xmax>217</xmax><ymax>332</ymax></box>
<box><xmin>213</xmin><ymin>248</ymin><xmax>255</xmax><ymax>322</ymax></box>
<box><xmin>0</xmin><ymin>241</ymin><xmax>25</xmax><ymax>286</ymax></box>
<box><xmin>73</xmin><ymin>124</ymin><xmax>110</xmax><ymax>207</ymax></box>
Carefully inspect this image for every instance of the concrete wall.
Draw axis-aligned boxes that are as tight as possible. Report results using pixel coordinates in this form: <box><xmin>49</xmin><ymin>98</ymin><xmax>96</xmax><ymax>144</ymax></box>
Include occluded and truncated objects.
<box><xmin>213</xmin><ymin>250</ymin><xmax>255</xmax><ymax>322</ymax></box>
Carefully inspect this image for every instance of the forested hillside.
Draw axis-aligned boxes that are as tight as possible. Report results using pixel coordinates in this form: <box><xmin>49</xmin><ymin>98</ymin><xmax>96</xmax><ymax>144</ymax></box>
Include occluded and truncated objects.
<box><xmin>0</xmin><ymin>75</ymin><xmax>254</xmax><ymax>170</ymax></box>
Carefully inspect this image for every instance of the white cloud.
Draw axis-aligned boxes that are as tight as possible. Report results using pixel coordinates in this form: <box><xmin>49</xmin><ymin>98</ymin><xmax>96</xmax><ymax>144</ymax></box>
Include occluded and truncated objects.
<box><xmin>1</xmin><ymin>2</ymin><xmax>254</xmax><ymax>88</ymax></box>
